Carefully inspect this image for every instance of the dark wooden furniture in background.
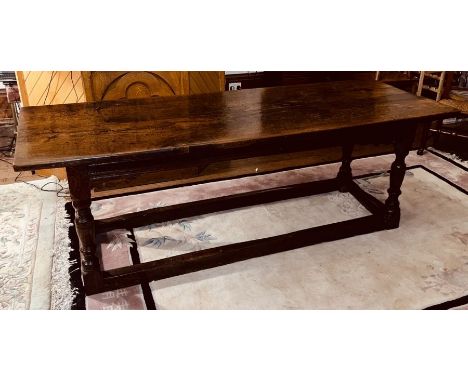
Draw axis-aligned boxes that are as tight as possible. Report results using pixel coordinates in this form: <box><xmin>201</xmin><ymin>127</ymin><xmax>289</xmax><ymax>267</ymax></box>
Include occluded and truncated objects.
<box><xmin>225</xmin><ymin>71</ymin><xmax>418</xmax><ymax>93</ymax></box>
<box><xmin>14</xmin><ymin>81</ymin><xmax>459</xmax><ymax>295</ymax></box>
<box><xmin>416</xmin><ymin>71</ymin><xmax>468</xmax><ymax>155</ymax></box>
<box><xmin>0</xmin><ymin>89</ymin><xmax>11</xmax><ymax>119</ymax></box>
<box><xmin>0</xmin><ymin>72</ymin><xmax>20</xmax><ymax>155</ymax></box>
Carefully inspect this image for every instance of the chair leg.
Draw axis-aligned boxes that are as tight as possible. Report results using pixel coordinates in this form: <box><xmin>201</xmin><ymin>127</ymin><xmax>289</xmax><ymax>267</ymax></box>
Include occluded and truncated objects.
<box><xmin>417</xmin><ymin>122</ymin><xmax>431</xmax><ymax>155</ymax></box>
<box><xmin>433</xmin><ymin>120</ymin><xmax>443</xmax><ymax>148</ymax></box>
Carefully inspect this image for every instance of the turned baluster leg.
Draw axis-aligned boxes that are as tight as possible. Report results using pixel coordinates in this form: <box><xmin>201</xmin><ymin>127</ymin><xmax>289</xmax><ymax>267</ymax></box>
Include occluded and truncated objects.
<box><xmin>384</xmin><ymin>129</ymin><xmax>414</xmax><ymax>229</ymax></box>
<box><xmin>67</xmin><ymin>166</ymin><xmax>103</xmax><ymax>294</ymax></box>
<box><xmin>337</xmin><ymin>141</ymin><xmax>354</xmax><ymax>192</ymax></box>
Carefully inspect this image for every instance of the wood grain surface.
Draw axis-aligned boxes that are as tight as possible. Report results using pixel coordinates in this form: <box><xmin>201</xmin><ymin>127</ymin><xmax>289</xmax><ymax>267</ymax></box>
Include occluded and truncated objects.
<box><xmin>14</xmin><ymin>80</ymin><xmax>459</xmax><ymax>171</ymax></box>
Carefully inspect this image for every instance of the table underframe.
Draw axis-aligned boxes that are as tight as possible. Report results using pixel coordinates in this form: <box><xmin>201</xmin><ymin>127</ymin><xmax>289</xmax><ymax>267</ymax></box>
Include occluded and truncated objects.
<box><xmin>67</xmin><ymin>126</ymin><xmax>416</xmax><ymax>296</ymax></box>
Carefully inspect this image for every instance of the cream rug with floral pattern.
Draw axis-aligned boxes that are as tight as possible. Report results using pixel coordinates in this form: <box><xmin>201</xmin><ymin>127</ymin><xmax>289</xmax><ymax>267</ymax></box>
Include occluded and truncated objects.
<box><xmin>0</xmin><ymin>177</ymin><xmax>67</xmax><ymax>309</ymax></box>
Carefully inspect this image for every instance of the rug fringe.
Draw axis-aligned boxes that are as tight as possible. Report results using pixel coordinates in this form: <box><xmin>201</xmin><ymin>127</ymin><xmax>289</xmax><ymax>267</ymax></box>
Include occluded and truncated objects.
<box><xmin>50</xmin><ymin>183</ymin><xmax>78</xmax><ymax>310</ymax></box>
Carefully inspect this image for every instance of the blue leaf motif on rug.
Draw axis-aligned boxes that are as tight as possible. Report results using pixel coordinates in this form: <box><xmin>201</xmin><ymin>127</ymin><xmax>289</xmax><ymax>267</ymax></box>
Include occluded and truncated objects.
<box><xmin>178</xmin><ymin>219</ymin><xmax>192</xmax><ymax>231</ymax></box>
<box><xmin>195</xmin><ymin>231</ymin><xmax>215</xmax><ymax>242</ymax></box>
<box><xmin>143</xmin><ymin>236</ymin><xmax>178</xmax><ymax>248</ymax></box>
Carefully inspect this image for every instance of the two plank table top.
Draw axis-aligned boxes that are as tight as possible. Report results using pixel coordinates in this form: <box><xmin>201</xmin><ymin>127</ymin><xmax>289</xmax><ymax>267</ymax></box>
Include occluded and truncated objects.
<box><xmin>14</xmin><ymin>80</ymin><xmax>457</xmax><ymax>170</ymax></box>
<box><xmin>14</xmin><ymin>81</ymin><xmax>460</xmax><ymax>296</ymax></box>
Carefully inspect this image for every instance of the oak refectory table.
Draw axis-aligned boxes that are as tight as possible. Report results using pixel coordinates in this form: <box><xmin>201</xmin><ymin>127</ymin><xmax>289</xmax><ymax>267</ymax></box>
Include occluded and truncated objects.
<box><xmin>14</xmin><ymin>81</ymin><xmax>459</xmax><ymax>295</ymax></box>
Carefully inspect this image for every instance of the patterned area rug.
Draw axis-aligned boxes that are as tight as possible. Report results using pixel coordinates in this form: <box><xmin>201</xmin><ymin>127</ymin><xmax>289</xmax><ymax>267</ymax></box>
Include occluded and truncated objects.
<box><xmin>0</xmin><ymin>177</ymin><xmax>73</xmax><ymax>309</ymax></box>
<box><xmin>59</xmin><ymin>151</ymin><xmax>468</xmax><ymax>310</ymax></box>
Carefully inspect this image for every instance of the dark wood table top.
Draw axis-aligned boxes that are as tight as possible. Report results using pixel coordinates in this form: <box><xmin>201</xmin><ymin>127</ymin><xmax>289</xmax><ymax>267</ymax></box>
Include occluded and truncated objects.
<box><xmin>14</xmin><ymin>80</ymin><xmax>459</xmax><ymax>171</ymax></box>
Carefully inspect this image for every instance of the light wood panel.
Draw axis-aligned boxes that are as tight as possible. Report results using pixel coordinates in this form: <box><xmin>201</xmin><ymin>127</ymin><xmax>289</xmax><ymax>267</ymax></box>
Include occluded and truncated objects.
<box><xmin>82</xmin><ymin>71</ymin><xmax>190</xmax><ymax>101</ymax></box>
<box><xmin>16</xmin><ymin>71</ymin><xmax>85</xmax><ymax>106</ymax></box>
<box><xmin>16</xmin><ymin>71</ymin><xmax>86</xmax><ymax>178</ymax></box>
<box><xmin>189</xmin><ymin>72</ymin><xmax>225</xmax><ymax>94</ymax></box>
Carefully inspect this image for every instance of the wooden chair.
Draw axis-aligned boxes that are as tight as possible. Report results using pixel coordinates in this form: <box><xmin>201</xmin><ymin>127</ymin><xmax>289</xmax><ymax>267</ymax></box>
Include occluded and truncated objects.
<box><xmin>417</xmin><ymin>71</ymin><xmax>468</xmax><ymax>154</ymax></box>
<box><xmin>417</xmin><ymin>71</ymin><xmax>447</xmax><ymax>101</ymax></box>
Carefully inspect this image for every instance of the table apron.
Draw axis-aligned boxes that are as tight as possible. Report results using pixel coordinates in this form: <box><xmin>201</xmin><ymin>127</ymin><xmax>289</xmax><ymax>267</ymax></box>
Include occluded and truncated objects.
<box><xmin>88</xmin><ymin>122</ymin><xmax>419</xmax><ymax>192</ymax></box>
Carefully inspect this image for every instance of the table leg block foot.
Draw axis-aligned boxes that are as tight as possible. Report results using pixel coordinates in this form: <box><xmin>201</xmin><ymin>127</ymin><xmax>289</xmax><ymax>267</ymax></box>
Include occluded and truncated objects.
<box><xmin>83</xmin><ymin>270</ymin><xmax>104</xmax><ymax>295</ymax></box>
<box><xmin>383</xmin><ymin>210</ymin><xmax>400</xmax><ymax>229</ymax></box>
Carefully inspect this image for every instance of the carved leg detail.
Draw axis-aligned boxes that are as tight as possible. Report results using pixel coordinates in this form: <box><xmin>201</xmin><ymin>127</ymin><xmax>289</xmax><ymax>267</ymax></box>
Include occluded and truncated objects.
<box><xmin>73</xmin><ymin>199</ymin><xmax>98</xmax><ymax>271</ymax></box>
<box><xmin>337</xmin><ymin>142</ymin><xmax>354</xmax><ymax>192</ymax></box>
<box><xmin>384</xmin><ymin>133</ymin><xmax>412</xmax><ymax>229</ymax></box>
<box><xmin>67</xmin><ymin>166</ymin><xmax>103</xmax><ymax>294</ymax></box>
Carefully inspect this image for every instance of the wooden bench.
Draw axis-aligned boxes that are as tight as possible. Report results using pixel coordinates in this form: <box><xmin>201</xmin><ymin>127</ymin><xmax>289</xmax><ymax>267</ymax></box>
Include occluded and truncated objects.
<box><xmin>13</xmin><ymin>80</ymin><xmax>459</xmax><ymax>295</ymax></box>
